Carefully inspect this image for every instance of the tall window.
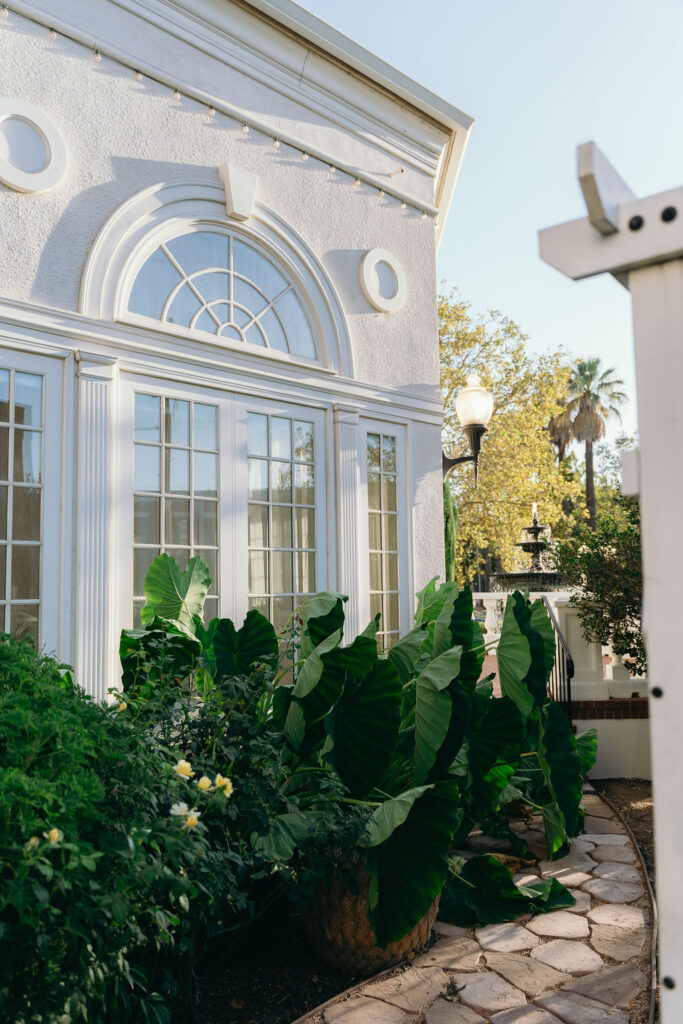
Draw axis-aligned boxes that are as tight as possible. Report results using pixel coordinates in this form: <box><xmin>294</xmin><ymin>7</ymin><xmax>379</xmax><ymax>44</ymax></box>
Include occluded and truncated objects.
<box><xmin>247</xmin><ymin>413</ymin><xmax>316</xmax><ymax>633</ymax></box>
<box><xmin>128</xmin><ymin>230</ymin><xmax>317</xmax><ymax>360</ymax></box>
<box><xmin>0</xmin><ymin>370</ymin><xmax>43</xmax><ymax>639</ymax></box>
<box><xmin>133</xmin><ymin>393</ymin><xmax>219</xmax><ymax>625</ymax></box>
<box><xmin>367</xmin><ymin>432</ymin><xmax>399</xmax><ymax>649</ymax></box>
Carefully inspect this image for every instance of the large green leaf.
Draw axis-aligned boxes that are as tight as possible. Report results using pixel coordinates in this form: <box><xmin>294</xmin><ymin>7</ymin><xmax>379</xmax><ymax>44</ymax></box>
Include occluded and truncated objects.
<box><xmin>467</xmin><ymin>695</ymin><xmax>524</xmax><ymax>820</ymax></box>
<box><xmin>439</xmin><ymin>854</ymin><xmax>575</xmax><ymax>927</ymax></box>
<box><xmin>538</xmin><ymin>701</ymin><xmax>585</xmax><ymax>857</ymax></box>
<box><xmin>140</xmin><ymin>554</ymin><xmax>211</xmax><ymax>635</ymax></box>
<box><xmin>119</xmin><ymin>618</ymin><xmax>199</xmax><ymax>696</ymax></box>
<box><xmin>300</xmin><ymin>592</ymin><xmax>347</xmax><ymax>655</ymax></box>
<box><xmin>497</xmin><ymin>593</ymin><xmax>534</xmax><ymax>718</ymax></box>
<box><xmin>388</xmin><ymin>625</ymin><xmax>428</xmax><ymax>685</ymax></box>
<box><xmin>293</xmin><ymin>629</ymin><xmax>343</xmax><ymax>698</ymax></box>
<box><xmin>324</xmin><ymin>659</ymin><xmax>401</xmax><ymax>797</ymax></box>
<box><xmin>576</xmin><ymin>729</ymin><xmax>598</xmax><ymax>775</ymax></box>
<box><xmin>433</xmin><ymin>588</ymin><xmax>484</xmax><ymax>691</ymax></box>
<box><xmin>530</xmin><ymin>600</ymin><xmax>556</xmax><ymax>685</ymax></box>
<box><xmin>211</xmin><ymin>610</ymin><xmax>278</xmax><ymax>678</ymax></box>
<box><xmin>253</xmin><ymin>811</ymin><xmax>313</xmax><ymax>862</ymax></box>
<box><xmin>414</xmin><ymin>577</ymin><xmax>460</xmax><ymax>628</ymax></box>
<box><xmin>363</xmin><ymin>780</ymin><xmax>463</xmax><ymax>947</ymax></box>
<box><xmin>360</xmin><ymin>786</ymin><xmax>432</xmax><ymax>847</ymax></box>
<box><xmin>414</xmin><ymin>648</ymin><xmax>462</xmax><ymax>784</ymax></box>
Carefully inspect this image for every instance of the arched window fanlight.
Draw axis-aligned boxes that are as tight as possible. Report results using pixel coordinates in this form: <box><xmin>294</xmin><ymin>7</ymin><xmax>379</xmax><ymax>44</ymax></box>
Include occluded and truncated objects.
<box><xmin>127</xmin><ymin>229</ymin><xmax>317</xmax><ymax>360</ymax></box>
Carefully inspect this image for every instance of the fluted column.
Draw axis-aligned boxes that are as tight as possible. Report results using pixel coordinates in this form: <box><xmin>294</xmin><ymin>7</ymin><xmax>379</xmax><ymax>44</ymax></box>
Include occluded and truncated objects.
<box><xmin>75</xmin><ymin>354</ymin><xmax>117</xmax><ymax>701</ymax></box>
<box><xmin>334</xmin><ymin>404</ymin><xmax>363</xmax><ymax>638</ymax></box>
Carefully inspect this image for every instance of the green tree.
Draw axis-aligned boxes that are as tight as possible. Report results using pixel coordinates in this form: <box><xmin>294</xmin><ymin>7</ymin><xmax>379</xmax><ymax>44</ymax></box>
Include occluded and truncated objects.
<box><xmin>443</xmin><ymin>479</ymin><xmax>457</xmax><ymax>582</ymax></box>
<box><xmin>549</xmin><ymin>359</ymin><xmax>626</xmax><ymax>529</ymax></box>
<box><xmin>553</xmin><ymin>497</ymin><xmax>645</xmax><ymax>674</ymax></box>
<box><xmin>440</xmin><ymin>291</ymin><xmax>582</xmax><ymax>584</ymax></box>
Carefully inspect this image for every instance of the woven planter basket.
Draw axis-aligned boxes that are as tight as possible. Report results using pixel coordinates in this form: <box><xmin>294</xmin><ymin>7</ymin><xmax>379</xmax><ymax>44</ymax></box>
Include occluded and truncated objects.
<box><xmin>303</xmin><ymin>853</ymin><xmax>440</xmax><ymax>976</ymax></box>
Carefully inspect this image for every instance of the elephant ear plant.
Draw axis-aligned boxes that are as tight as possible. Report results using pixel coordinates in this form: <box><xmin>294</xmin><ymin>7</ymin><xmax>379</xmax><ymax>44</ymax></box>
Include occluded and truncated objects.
<box><xmin>121</xmin><ymin>554</ymin><xmax>596</xmax><ymax>949</ymax></box>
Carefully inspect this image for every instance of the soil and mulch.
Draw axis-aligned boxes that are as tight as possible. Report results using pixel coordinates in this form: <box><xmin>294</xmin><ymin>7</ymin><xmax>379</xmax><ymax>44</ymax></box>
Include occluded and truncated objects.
<box><xmin>192</xmin><ymin>780</ymin><xmax>656</xmax><ymax>1024</ymax></box>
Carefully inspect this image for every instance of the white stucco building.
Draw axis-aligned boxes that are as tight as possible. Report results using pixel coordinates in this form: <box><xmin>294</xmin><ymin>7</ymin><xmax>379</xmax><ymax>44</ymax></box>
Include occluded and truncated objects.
<box><xmin>0</xmin><ymin>0</ymin><xmax>472</xmax><ymax>697</ymax></box>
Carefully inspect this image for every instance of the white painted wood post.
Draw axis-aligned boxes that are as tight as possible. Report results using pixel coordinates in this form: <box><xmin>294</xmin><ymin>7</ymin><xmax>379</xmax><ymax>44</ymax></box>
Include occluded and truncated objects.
<box><xmin>75</xmin><ymin>353</ymin><xmax>118</xmax><ymax>702</ymax></box>
<box><xmin>539</xmin><ymin>144</ymin><xmax>683</xmax><ymax>1016</ymax></box>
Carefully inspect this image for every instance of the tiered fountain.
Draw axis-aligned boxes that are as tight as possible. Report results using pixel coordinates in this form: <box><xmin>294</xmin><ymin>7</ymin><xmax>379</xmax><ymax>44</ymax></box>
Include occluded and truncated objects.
<box><xmin>490</xmin><ymin>503</ymin><xmax>564</xmax><ymax>592</ymax></box>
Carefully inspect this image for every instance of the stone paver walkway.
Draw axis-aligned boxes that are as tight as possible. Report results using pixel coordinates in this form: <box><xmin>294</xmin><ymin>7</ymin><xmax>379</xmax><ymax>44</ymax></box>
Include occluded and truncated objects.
<box><xmin>301</xmin><ymin>786</ymin><xmax>651</xmax><ymax>1024</ymax></box>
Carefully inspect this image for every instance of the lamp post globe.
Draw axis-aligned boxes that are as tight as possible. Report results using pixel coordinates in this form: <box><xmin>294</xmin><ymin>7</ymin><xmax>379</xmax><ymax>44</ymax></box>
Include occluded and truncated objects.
<box><xmin>443</xmin><ymin>375</ymin><xmax>494</xmax><ymax>485</ymax></box>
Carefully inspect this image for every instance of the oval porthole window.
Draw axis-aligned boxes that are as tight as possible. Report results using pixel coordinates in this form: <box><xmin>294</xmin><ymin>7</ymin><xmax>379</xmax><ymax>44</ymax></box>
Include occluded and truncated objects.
<box><xmin>359</xmin><ymin>248</ymin><xmax>406</xmax><ymax>313</ymax></box>
<box><xmin>0</xmin><ymin>98</ymin><xmax>67</xmax><ymax>193</ymax></box>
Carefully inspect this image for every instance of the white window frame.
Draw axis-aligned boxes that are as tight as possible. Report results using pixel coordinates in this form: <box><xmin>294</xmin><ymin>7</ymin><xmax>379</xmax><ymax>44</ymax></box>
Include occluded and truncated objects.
<box><xmin>359</xmin><ymin>419</ymin><xmax>410</xmax><ymax>641</ymax></box>
<box><xmin>0</xmin><ymin>346</ymin><xmax>64</xmax><ymax>655</ymax></box>
<box><xmin>117</xmin><ymin>374</ymin><xmax>327</xmax><ymax>633</ymax></box>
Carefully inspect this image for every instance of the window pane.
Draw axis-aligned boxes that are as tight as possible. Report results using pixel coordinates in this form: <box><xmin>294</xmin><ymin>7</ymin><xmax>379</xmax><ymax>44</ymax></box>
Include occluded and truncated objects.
<box><xmin>165</xmin><ymin>498</ymin><xmax>190</xmax><ymax>545</ymax></box>
<box><xmin>248</xmin><ymin>503</ymin><xmax>268</xmax><ymax>548</ymax></box>
<box><xmin>11</xmin><ymin>603</ymin><xmax>39</xmax><ymax>642</ymax></box>
<box><xmin>14</xmin><ymin>373</ymin><xmax>42</xmax><ymax>427</ymax></box>
<box><xmin>166</xmin><ymin>231</ymin><xmax>228</xmax><ymax>276</ymax></box>
<box><xmin>259</xmin><ymin>309</ymin><xmax>289</xmax><ymax>353</ymax></box>
<box><xmin>369</xmin><ymin>552</ymin><xmax>382</xmax><ymax>592</ymax></box>
<box><xmin>134</xmin><ymin>547</ymin><xmax>159</xmax><ymax>594</ymax></box>
<box><xmin>247</xmin><ymin>414</ymin><xmax>268</xmax><ymax>457</ymax></box>
<box><xmin>384</xmin><ymin>514</ymin><xmax>398</xmax><ymax>551</ymax></box>
<box><xmin>132</xmin><ymin>600</ymin><xmax>144</xmax><ymax>628</ymax></box>
<box><xmin>234</xmin><ymin>278</ymin><xmax>268</xmax><ymax>318</ymax></box>
<box><xmin>294</xmin><ymin>421</ymin><xmax>314</xmax><ymax>462</ymax></box>
<box><xmin>0</xmin><ymin>485</ymin><xmax>6</xmax><ymax>539</ymax></box>
<box><xmin>272</xmin><ymin>505</ymin><xmax>292</xmax><ymax>548</ymax></box>
<box><xmin>272</xmin><ymin>595</ymin><xmax>293</xmax><ymax>633</ymax></box>
<box><xmin>296</xmin><ymin>551</ymin><xmax>316</xmax><ymax>593</ymax></box>
<box><xmin>166</xmin><ymin>548</ymin><xmax>189</xmax><ymax>572</ymax></box>
<box><xmin>13</xmin><ymin>488</ymin><xmax>40</xmax><ymax>541</ymax></box>
<box><xmin>248</xmin><ymin>460</ymin><xmax>268</xmax><ymax>501</ymax></box>
<box><xmin>193</xmin><ymin>270</ymin><xmax>229</xmax><ymax>303</ymax></box>
<box><xmin>249</xmin><ymin>549</ymin><xmax>268</xmax><ymax>594</ymax></box>
<box><xmin>295</xmin><ymin>507</ymin><xmax>315</xmax><ymax>549</ymax></box>
<box><xmin>135</xmin><ymin>394</ymin><xmax>161</xmax><ymax>442</ymax></box>
<box><xmin>294</xmin><ymin>464</ymin><xmax>314</xmax><ymax>505</ymax></box>
<box><xmin>274</xmin><ymin>290</ymin><xmax>316</xmax><ymax>359</ymax></box>
<box><xmin>0</xmin><ymin>429</ymin><xmax>8</xmax><ymax>481</ymax></box>
<box><xmin>367</xmin><ymin>472</ymin><xmax>381</xmax><ymax>511</ymax></box>
<box><xmin>134</xmin><ymin>496</ymin><xmax>160</xmax><ymax>544</ymax></box>
<box><xmin>367</xmin><ymin>434</ymin><xmax>381</xmax><ymax>471</ymax></box>
<box><xmin>270</xmin><ymin>418</ymin><xmax>291</xmax><ymax>460</ymax></box>
<box><xmin>385</xmin><ymin>593</ymin><xmax>400</xmax><ymax>632</ymax></box>
<box><xmin>370</xmin><ymin>592</ymin><xmax>382</xmax><ymax>621</ymax></box>
<box><xmin>271</xmin><ymin>462</ymin><xmax>292</xmax><ymax>503</ymax></box>
<box><xmin>272</xmin><ymin>551</ymin><xmax>293</xmax><ymax>593</ymax></box>
<box><xmin>249</xmin><ymin>595</ymin><xmax>269</xmax><ymax>615</ymax></box>
<box><xmin>203</xmin><ymin>596</ymin><xmax>219</xmax><ymax>626</ymax></box>
<box><xmin>368</xmin><ymin>512</ymin><xmax>381</xmax><ymax>550</ymax></box>
<box><xmin>234</xmin><ymin>239</ymin><xmax>287</xmax><ymax>298</ymax></box>
<box><xmin>382</xmin><ymin>436</ymin><xmax>397</xmax><ymax>473</ymax></box>
<box><xmin>0</xmin><ymin>544</ymin><xmax>5</xmax><ymax>599</ymax></box>
<box><xmin>382</xmin><ymin>474</ymin><xmax>397</xmax><ymax>512</ymax></box>
<box><xmin>244</xmin><ymin>322</ymin><xmax>267</xmax><ymax>348</ymax></box>
<box><xmin>166</xmin><ymin>283</ymin><xmax>202</xmax><ymax>328</ymax></box>
<box><xmin>11</xmin><ymin>545</ymin><xmax>40</xmax><ymax>599</ymax></box>
<box><xmin>195</xmin><ymin>501</ymin><xmax>218</xmax><ymax>547</ymax></box>
<box><xmin>198</xmin><ymin>548</ymin><xmax>217</xmax><ymax>586</ymax></box>
<box><xmin>135</xmin><ymin>445</ymin><xmax>160</xmax><ymax>492</ymax></box>
<box><xmin>194</xmin><ymin>452</ymin><xmax>217</xmax><ymax>497</ymax></box>
<box><xmin>166</xmin><ymin>448</ymin><xmax>190</xmax><ymax>494</ymax></box>
<box><xmin>165</xmin><ymin>399</ymin><xmax>190</xmax><ymax>446</ymax></box>
<box><xmin>194</xmin><ymin>404</ymin><xmax>217</xmax><ymax>450</ymax></box>
<box><xmin>13</xmin><ymin>431</ymin><xmax>41</xmax><ymax>484</ymax></box>
<box><xmin>0</xmin><ymin>370</ymin><xmax>9</xmax><ymax>421</ymax></box>
<box><xmin>386</xmin><ymin>553</ymin><xmax>399</xmax><ymax>591</ymax></box>
<box><xmin>129</xmin><ymin>248</ymin><xmax>181</xmax><ymax>319</ymax></box>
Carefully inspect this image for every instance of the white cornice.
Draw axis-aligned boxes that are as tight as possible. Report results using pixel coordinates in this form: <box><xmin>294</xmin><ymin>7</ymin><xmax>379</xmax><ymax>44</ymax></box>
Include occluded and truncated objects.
<box><xmin>0</xmin><ymin>300</ymin><xmax>444</xmax><ymax>424</ymax></box>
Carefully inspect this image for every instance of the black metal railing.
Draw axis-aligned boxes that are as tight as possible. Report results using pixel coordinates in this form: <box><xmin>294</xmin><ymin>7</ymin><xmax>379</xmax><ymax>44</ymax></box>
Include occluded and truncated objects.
<box><xmin>542</xmin><ymin>596</ymin><xmax>574</xmax><ymax>722</ymax></box>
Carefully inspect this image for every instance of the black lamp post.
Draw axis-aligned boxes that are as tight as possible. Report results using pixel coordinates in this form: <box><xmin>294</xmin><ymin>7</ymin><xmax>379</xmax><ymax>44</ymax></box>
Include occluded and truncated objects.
<box><xmin>442</xmin><ymin>374</ymin><xmax>494</xmax><ymax>486</ymax></box>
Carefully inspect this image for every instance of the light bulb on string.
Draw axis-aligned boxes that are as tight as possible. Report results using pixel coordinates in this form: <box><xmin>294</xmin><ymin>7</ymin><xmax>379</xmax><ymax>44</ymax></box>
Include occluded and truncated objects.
<box><xmin>208</xmin><ymin>106</ymin><xmax>216</xmax><ymax>117</ymax></box>
<box><xmin>93</xmin><ymin>49</ymin><xmax>102</xmax><ymax>62</ymax></box>
<box><xmin>0</xmin><ymin>6</ymin><xmax>9</xmax><ymax>19</ymax></box>
<box><xmin>378</xmin><ymin>189</ymin><xmax>385</xmax><ymax>199</ymax></box>
<box><xmin>272</xmin><ymin>138</ymin><xmax>280</xmax><ymax>149</ymax></box>
<box><xmin>241</xmin><ymin>124</ymin><xmax>249</xmax><ymax>134</ymax></box>
<box><xmin>353</xmin><ymin>178</ymin><xmax>361</xmax><ymax>188</ymax></box>
<box><xmin>48</xmin><ymin>27</ymin><xmax>57</xmax><ymax>38</ymax></box>
<box><xmin>301</xmin><ymin>152</ymin><xmax>308</xmax><ymax>161</ymax></box>
<box><xmin>134</xmin><ymin>70</ymin><xmax>142</xmax><ymax>81</ymax></box>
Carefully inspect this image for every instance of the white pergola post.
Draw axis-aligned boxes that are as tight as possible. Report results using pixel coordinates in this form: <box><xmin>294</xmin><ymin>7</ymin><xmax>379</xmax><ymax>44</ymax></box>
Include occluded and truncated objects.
<box><xmin>540</xmin><ymin>143</ymin><xmax>683</xmax><ymax>1016</ymax></box>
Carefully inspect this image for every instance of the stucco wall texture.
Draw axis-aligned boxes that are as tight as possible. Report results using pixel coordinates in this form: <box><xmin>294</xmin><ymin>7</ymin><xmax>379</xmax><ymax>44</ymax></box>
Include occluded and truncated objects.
<box><xmin>0</xmin><ymin>10</ymin><xmax>446</xmax><ymax>593</ymax></box>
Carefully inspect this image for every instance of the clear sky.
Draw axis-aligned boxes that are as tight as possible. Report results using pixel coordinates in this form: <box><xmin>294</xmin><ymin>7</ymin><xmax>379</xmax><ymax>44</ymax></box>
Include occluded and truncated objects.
<box><xmin>298</xmin><ymin>0</ymin><xmax>683</xmax><ymax>440</ymax></box>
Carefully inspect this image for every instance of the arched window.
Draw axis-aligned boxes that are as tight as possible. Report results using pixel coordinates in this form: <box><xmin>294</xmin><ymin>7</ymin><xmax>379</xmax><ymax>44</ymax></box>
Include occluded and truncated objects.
<box><xmin>127</xmin><ymin>229</ymin><xmax>317</xmax><ymax>360</ymax></box>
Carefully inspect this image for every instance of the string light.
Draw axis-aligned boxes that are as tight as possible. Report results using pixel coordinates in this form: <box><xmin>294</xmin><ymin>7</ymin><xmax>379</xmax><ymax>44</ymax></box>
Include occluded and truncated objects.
<box><xmin>1</xmin><ymin>4</ymin><xmax>434</xmax><ymax>222</ymax></box>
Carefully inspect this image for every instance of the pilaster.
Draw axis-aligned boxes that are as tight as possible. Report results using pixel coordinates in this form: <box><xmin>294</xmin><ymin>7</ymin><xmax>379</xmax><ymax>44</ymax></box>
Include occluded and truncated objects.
<box><xmin>334</xmin><ymin>404</ymin><xmax>362</xmax><ymax>638</ymax></box>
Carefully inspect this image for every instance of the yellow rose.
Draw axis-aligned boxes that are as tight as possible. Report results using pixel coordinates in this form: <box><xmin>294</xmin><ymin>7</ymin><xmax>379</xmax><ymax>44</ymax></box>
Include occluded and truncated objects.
<box><xmin>118</xmin><ymin>701</ymin><xmax>127</xmax><ymax>711</ymax></box>
<box><xmin>48</xmin><ymin>828</ymin><xmax>61</xmax><ymax>844</ymax></box>
<box><xmin>215</xmin><ymin>775</ymin><xmax>234</xmax><ymax>797</ymax></box>
<box><xmin>174</xmin><ymin>759</ymin><xmax>194</xmax><ymax>779</ymax></box>
<box><xmin>185</xmin><ymin>810</ymin><xmax>200</xmax><ymax>829</ymax></box>
<box><xmin>196</xmin><ymin>776</ymin><xmax>212</xmax><ymax>791</ymax></box>
<box><xmin>26</xmin><ymin>836</ymin><xmax>40</xmax><ymax>851</ymax></box>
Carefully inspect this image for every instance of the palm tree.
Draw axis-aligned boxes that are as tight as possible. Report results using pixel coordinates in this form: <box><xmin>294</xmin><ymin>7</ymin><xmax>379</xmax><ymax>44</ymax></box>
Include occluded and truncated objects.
<box><xmin>549</xmin><ymin>359</ymin><xmax>626</xmax><ymax>528</ymax></box>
